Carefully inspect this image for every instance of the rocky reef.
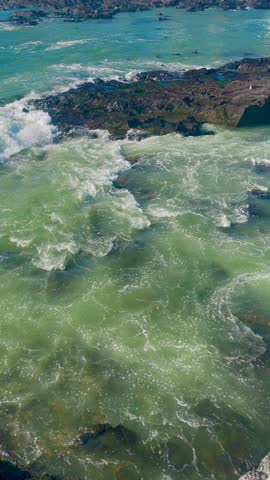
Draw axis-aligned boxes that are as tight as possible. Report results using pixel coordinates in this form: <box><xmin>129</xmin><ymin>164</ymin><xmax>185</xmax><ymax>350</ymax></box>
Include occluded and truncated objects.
<box><xmin>33</xmin><ymin>57</ymin><xmax>270</xmax><ymax>139</ymax></box>
<box><xmin>0</xmin><ymin>0</ymin><xmax>270</xmax><ymax>22</ymax></box>
<box><xmin>239</xmin><ymin>452</ymin><xmax>270</xmax><ymax>479</ymax></box>
<box><xmin>0</xmin><ymin>458</ymin><xmax>61</xmax><ymax>479</ymax></box>
<box><xmin>8</xmin><ymin>9</ymin><xmax>48</xmax><ymax>25</ymax></box>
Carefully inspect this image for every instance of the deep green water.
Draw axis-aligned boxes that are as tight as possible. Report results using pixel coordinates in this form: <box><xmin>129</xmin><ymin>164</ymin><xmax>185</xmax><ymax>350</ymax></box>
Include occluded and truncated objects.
<box><xmin>1</xmin><ymin>7</ymin><xmax>270</xmax><ymax>480</ymax></box>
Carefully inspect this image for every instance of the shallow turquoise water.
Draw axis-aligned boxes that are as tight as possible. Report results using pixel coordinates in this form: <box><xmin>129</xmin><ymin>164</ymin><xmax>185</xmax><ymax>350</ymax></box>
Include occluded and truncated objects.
<box><xmin>0</xmin><ymin>7</ymin><xmax>270</xmax><ymax>480</ymax></box>
<box><xmin>1</xmin><ymin>8</ymin><xmax>270</xmax><ymax>100</ymax></box>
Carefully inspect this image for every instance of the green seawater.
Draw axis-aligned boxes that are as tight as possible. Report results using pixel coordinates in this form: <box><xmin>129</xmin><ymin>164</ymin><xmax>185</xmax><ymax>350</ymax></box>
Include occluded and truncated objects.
<box><xmin>0</xmin><ymin>7</ymin><xmax>270</xmax><ymax>480</ymax></box>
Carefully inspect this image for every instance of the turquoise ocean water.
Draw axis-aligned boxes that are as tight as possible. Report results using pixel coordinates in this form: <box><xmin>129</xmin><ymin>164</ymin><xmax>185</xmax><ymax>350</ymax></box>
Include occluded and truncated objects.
<box><xmin>0</xmin><ymin>7</ymin><xmax>270</xmax><ymax>480</ymax></box>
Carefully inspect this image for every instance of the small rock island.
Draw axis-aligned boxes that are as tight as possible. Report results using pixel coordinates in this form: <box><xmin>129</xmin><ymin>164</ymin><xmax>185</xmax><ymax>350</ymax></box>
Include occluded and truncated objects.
<box><xmin>34</xmin><ymin>57</ymin><xmax>270</xmax><ymax>139</ymax></box>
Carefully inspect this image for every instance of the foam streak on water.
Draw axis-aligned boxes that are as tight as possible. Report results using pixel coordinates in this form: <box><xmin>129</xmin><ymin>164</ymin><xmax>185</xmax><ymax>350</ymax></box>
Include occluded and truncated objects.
<box><xmin>0</xmin><ymin>97</ymin><xmax>56</xmax><ymax>162</ymax></box>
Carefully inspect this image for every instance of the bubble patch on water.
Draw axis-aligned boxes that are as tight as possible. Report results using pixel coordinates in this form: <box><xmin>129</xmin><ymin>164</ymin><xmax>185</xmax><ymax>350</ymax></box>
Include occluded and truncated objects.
<box><xmin>0</xmin><ymin>95</ymin><xmax>56</xmax><ymax>162</ymax></box>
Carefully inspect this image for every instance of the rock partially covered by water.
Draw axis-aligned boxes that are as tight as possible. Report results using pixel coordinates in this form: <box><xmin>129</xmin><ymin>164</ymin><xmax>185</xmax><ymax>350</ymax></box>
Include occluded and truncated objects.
<box><xmin>239</xmin><ymin>452</ymin><xmax>270</xmax><ymax>479</ymax></box>
<box><xmin>0</xmin><ymin>0</ymin><xmax>270</xmax><ymax>20</ymax></box>
<box><xmin>9</xmin><ymin>9</ymin><xmax>47</xmax><ymax>25</ymax></box>
<box><xmin>193</xmin><ymin>399</ymin><xmax>265</xmax><ymax>477</ymax></box>
<box><xmin>73</xmin><ymin>423</ymin><xmax>138</xmax><ymax>453</ymax></box>
<box><xmin>0</xmin><ymin>460</ymin><xmax>32</xmax><ymax>480</ymax></box>
<box><xmin>254</xmin><ymin>347</ymin><xmax>270</xmax><ymax>368</ymax></box>
<box><xmin>34</xmin><ymin>57</ymin><xmax>270</xmax><ymax>139</ymax></box>
<box><xmin>0</xmin><ymin>459</ymin><xmax>61</xmax><ymax>480</ymax></box>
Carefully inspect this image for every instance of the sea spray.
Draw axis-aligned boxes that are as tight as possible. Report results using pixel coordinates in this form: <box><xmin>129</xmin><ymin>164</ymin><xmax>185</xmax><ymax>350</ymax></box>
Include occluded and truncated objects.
<box><xmin>0</xmin><ymin>96</ymin><xmax>56</xmax><ymax>162</ymax></box>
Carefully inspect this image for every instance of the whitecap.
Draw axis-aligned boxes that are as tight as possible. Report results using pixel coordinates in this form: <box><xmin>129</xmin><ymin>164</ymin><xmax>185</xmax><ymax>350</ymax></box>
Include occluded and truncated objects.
<box><xmin>46</xmin><ymin>40</ymin><xmax>88</xmax><ymax>51</ymax></box>
<box><xmin>0</xmin><ymin>22</ymin><xmax>17</xmax><ymax>31</ymax></box>
<box><xmin>216</xmin><ymin>214</ymin><xmax>231</xmax><ymax>228</ymax></box>
<box><xmin>14</xmin><ymin>40</ymin><xmax>43</xmax><ymax>51</ymax></box>
<box><xmin>34</xmin><ymin>242</ymin><xmax>77</xmax><ymax>271</ymax></box>
<box><xmin>0</xmin><ymin>95</ymin><xmax>56</xmax><ymax>162</ymax></box>
<box><xmin>232</xmin><ymin>206</ymin><xmax>249</xmax><ymax>225</ymax></box>
<box><xmin>149</xmin><ymin>207</ymin><xmax>180</xmax><ymax>219</ymax></box>
<box><xmin>10</xmin><ymin>236</ymin><xmax>32</xmax><ymax>248</ymax></box>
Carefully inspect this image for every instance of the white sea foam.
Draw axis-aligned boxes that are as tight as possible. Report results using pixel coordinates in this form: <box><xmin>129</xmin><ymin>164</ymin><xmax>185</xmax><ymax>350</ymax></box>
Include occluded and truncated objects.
<box><xmin>14</xmin><ymin>40</ymin><xmax>43</xmax><ymax>51</ymax></box>
<box><xmin>252</xmin><ymin>184</ymin><xmax>269</xmax><ymax>192</ymax></box>
<box><xmin>49</xmin><ymin>59</ymin><xmax>206</xmax><ymax>84</ymax></box>
<box><xmin>9</xmin><ymin>236</ymin><xmax>32</xmax><ymax>248</ymax></box>
<box><xmin>149</xmin><ymin>206</ymin><xmax>180</xmax><ymax>219</ymax></box>
<box><xmin>26</xmin><ymin>131</ymin><xmax>152</xmax><ymax>271</ymax></box>
<box><xmin>0</xmin><ymin>22</ymin><xmax>17</xmax><ymax>31</ymax></box>
<box><xmin>112</xmin><ymin>190</ymin><xmax>151</xmax><ymax>229</ymax></box>
<box><xmin>46</xmin><ymin>40</ymin><xmax>88</xmax><ymax>51</ymax></box>
<box><xmin>63</xmin><ymin>132</ymin><xmax>129</xmax><ymax>201</ymax></box>
<box><xmin>232</xmin><ymin>206</ymin><xmax>249</xmax><ymax>224</ymax></box>
<box><xmin>125</xmin><ymin>70</ymin><xmax>140</xmax><ymax>81</ymax></box>
<box><xmin>216</xmin><ymin>214</ymin><xmax>231</xmax><ymax>228</ymax></box>
<box><xmin>34</xmin><ymin>241</ymin><xmax>77</xmax><ymax>271</ymax></box>
<box><xmin>50</xmin><ymin>63</ymin><xmax>124</xmax><ymax>80</ymax></box>
<box><xmin>22</xmin><ymin>40</ymin><xmax>42</xmax><ymax>46</ymax></box>
<box><xmin>0</xmin><ymin>95</ymin><xmax>56</xmax><ymax>162</ymax></box>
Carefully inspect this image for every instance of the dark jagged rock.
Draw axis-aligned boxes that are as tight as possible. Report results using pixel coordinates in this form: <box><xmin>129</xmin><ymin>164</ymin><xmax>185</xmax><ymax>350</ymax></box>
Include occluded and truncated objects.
<box><xmin>0</xmin><ymin>460</ymin><xmax>32</xmax><ymax>480</ymax></box>
<box><xmin>247</xmin><ymin>188</ymin><xmax>270</xmax><ymax>218</ymax></box>
<box><xmin>253</xmin><ymin>346</ymin><xmax>270</xmax><ymax>368</ymax></box>
<box><xmin>9</xmin><ymin>9</ymin><xmax>47</xmax><ymax>25</ymax></box>
<box><xmin>0</xmin><ymin>459</ymin><xmax>61</xmax><ymax>480</ymax></box>
<box><xmin>249</xmin><ymin>188</ymin><xmax>270</xmax><ymax>201</ymax></box>
<box><xmin>239</xmin><ymin>452</ymin><xmax>270</xmax><ymax>479</ymax></box>
<box><xmin>34</xmin><ymin>57</ymin><xmax>270</xmax><ymax>139</ymax></box>
<box><xmin>220</xmin><ymin>186</ymin><xmax>270</xmax><ymax>238</ymax></box>
<box><xmin>254</xmin><ymin>161</ymin><xmax>270</xmax><ymax>174</ymax></box>
<box><xmin>1</xmin><ymin>0</ymin><xmax>270</xmax><ymax>22</ymax></box>
<box><xmin>73</xmin><ymin>423</ymin><xmax>138</xmax><ymax>453</ymax></box>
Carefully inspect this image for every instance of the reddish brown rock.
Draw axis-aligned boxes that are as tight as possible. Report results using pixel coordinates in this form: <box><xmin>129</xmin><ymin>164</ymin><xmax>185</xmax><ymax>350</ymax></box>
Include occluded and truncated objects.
<box><xmin>34</xmin><ymin>58</ymin><xmax>270</xmax><ymax>139</ymax></box>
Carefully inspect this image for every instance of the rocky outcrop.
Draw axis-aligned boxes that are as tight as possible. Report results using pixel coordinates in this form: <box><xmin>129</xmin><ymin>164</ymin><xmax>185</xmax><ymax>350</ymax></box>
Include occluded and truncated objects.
<box><xmin>239</xmin><ymin>452</ymin><xmax>270</xmax><ymax>479</ymax></box>
<box><xmin>0</xmin><ymin>458</ymin><xmax>61</xmax><ymax>480</ymax></box>
<box><xmin>73</xmin><ymin>423</ymin><xmax>138</xmax><ymax>451</ymax></box>
<box><xmin>33</xmin><ymin>57</ymin><xmax>270</xmax><ymax>139</ymax></box>
<box><xmin>9</xmin><ymin>9</ymin><xmax>47</xmax><ymax>25</ymax></box>
<box><xmin>0</xmin><ymin>0</ymin><xmax>270</xmax><ymax>21</ymax></box>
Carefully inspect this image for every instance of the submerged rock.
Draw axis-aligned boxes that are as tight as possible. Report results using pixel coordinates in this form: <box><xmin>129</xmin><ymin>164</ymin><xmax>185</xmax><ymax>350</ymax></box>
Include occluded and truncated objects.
<box><xmin>73</xmin><ymin>423</ymin><xmax>138</xmax><ymax>453</ymax></box>
<box><xmin>220</xmin><ymin>187</ymin><xmax>270</xmax><ymax>237</ymax></box>
<box><xmin>34</xmin><ymin>57</ymin><xmax>270</xmax><ymax>139</ymax></box>
<box><xmin>239</xmin><ymin>452</ymin><xmax>270</xmax><ymax>479</ymax></box>
<box><xmin>193</xmin><ymin>399</ymin><xmax>265</xmax><ymax>477</ymax></box>
<box><xmin>166</xmin><ymin>436</ymin><xmax>194</xmax><ymax>471</ymax></box>
<box><xmin>0</xmin><ymin>461</ymin><xmax>32</xmax><ymax>480</ymax></box>
<box><xmin>9</xmin><ymin>9</ymin><xmax>47</xmax><ymax>25</ymax></box>
<box><xmin>113</xmin><ymin>163</ymin><xmax>158</xmax><ymax>202</ymax></box>
<box><xmin>254</xmin><ymin>162</ymin><xmax>270</xmax><ymax>174</ymax></box>
<box><xmin>248</xmin><ymin>188</ymin><xmax>270</xmax><ymax>218</ymax></box>
<box><xmin>253</xmin><ymin>346</ymin><xmax>270</xmax><ymax>368</ymax></box>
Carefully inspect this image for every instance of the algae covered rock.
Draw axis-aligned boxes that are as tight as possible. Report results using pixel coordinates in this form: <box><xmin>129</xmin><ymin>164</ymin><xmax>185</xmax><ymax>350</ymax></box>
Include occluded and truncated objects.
<box><xmin>34</xmin><ymin>58</ymin><xmax>270</xmax><ymax>139</ymax></box>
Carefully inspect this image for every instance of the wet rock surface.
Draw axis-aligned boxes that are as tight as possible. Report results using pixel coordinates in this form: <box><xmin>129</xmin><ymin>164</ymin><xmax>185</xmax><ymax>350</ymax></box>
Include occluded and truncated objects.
<box><xmin>0</xmin><ymin>459</ymin><xmax>61</xmax><ymax>480</ymax></box>
<box><xmin>0</xmin><ymin>0</ymin><xmax>270</xmax><ymax>21</ymax></box>
<box><xmin>8</xmin><ymin>9</ymin><xmax>47</xmax><ymax>25</ymax></box>
<box><xmin>239</xmin><ymin>452</ymin><xmax>270</xmax><ymax>479</ymax></box>
<box><xmin>253</xmin><ymin>347</ymin><xmax>270</xmax><ymax>368</ymax></box>
<box><xmin>73</xmin><ymin>423</ymin><xmax>138</xmax><ymax>453</ymax></box>
<box><xmin>34</xmin><ymin>57</ymin><xmax>270</xmax><ymax>139</ymax></box>
<box><xmin>0</xmin><ymin>460</ymin><xmax>32</xmax><ymax>480</ymax></box>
